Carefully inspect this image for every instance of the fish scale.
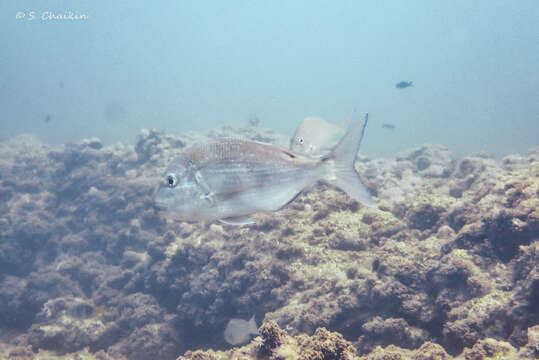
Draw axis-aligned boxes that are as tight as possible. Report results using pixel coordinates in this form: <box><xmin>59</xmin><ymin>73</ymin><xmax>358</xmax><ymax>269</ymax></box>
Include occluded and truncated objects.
<box><xmin>187</xmin><ymin>138</ymin><xmax>312</xmax><ymax>166</ymax></box>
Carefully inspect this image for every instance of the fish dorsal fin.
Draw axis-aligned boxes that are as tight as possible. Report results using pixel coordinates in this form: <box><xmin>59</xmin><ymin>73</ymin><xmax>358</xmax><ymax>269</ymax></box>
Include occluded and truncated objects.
<box><xmin>219</xmin><ymin>215</ymin><xmax>255</xmax><ymax>226</ymax></box>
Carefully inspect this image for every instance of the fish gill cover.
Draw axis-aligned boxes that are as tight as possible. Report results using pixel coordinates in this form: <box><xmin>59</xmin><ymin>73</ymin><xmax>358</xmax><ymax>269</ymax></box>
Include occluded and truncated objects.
<box><xmin>0</xmin><ymin>124</ymin><xmax>538</xmax><ymax>360</ymax></box>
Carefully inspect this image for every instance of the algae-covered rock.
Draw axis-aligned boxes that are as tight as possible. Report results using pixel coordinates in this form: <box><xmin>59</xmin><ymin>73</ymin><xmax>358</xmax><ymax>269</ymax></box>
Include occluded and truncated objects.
<box><xmin>413</xmin><ymin>342</ymin><xmax>450</xmax><ymax>360</ymax></box>
<box><xmin>296</xmin><ymin>327</ymin><xmax>358</xmax><ymax>360</ymax></box>
<box><xmin>461</xmin><ymin>338</ymin><xmax>516</xmax><ymax>360</ymax></box>
<box><xmin>258</xmin><ymin>320</ymin><xmax>286</xmax><ymax>355</ymax></box>
<box><xmin>359</xmin><ymin>317</ymin><xmax>429</xmax><ymax>351</ymax></box>
<box><xmin>0</xmin><ymin>129</ymin><xmax>538</xmax><ymax>360</ymax></box>
<box><xmin>521</xmin><ymin>325</ymin><xmax>539</xmax><ymax>359</ymax></box>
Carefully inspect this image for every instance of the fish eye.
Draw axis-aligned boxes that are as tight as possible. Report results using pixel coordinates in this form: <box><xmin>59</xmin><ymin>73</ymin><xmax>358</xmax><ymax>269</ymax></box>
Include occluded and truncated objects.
<box><xmin>297</xmin><ymin>137</ymin><xmax>304</xmax><ymax>144</ymax></box>
<box><xmin>166</xmin><ymin>173</ymin><xmax>177</xmax><ymax>188</ymax></box>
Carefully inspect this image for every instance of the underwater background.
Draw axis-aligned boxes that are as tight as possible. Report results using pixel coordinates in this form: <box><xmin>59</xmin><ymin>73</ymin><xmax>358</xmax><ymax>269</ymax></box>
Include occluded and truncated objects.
<box><xmin>2</xmin><ymin>0</ymin><xmax>539</xmax><ymax>157</ymax></box>
<box><xmin>1</xmin><ymin>1</ymin><xmax>538</xmax><ymax>359</ymax></box>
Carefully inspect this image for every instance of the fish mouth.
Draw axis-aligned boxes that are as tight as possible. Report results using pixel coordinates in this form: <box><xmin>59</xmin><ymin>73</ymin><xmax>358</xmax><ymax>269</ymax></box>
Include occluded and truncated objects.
<box><xmin>153</xmin><ymin>185</ymin><xmax>171</xmax><ymax>210</ymax></box>
<box><xmin>152</xmin><ymin>183</ymin><xmax>202</xmax><ymax>220</ymax></box>
<box><xmin>153</xmin><ymin>187</ymin><xmax>182</xmax><ymax>220</ymax></box>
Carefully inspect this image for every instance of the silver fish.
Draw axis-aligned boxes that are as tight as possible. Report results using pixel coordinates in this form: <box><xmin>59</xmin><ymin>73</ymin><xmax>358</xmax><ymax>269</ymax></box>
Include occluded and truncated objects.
<box><xmin>154</xmin><ymin>113</ymin><xmax>374</xmax><ymax>225</ymax></box>
<box><xmin>290</xmin><ymin>116</ymin><xmax>346</xmax><ymax>157</ymax></box>
<box><xmin>223</xmin><ymin>315</ymin><xmax>258</xmax><ymax>345</ymax></box>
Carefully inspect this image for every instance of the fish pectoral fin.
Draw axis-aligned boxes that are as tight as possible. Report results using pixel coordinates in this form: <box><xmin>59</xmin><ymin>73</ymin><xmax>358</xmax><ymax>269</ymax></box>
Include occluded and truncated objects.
<box><xmin>201</xmin><ymin>192</ymin><xmax>215</xmax><ymax>206</ymax></box>
<box><xmin>195</xmin><ymin>171</ymin><xmax>217</xmax><ymax>206</ymax></box>
<box><xmin>219</xmin><ymin>215</ymin><xmax>255</xmax><ymax>226</ymax></box>
<box><xmin>195</xmin><ymin>171</ymin><xmax>212</xmax><ymax>193</ymax></box>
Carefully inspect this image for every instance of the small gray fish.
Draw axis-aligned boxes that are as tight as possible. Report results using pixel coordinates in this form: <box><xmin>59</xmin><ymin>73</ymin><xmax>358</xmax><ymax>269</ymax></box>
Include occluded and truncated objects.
<box><xmin>382</xmin><ymin>123</ymin><xmax>395</xmax><ymax>130</ymax></box>
<box><xmin>290</xmin><ymin>116</ymin><xmax>346</xmax><ymax>157</ymax></box>
<box><xmin>395</xmin><ymin>81</ymin><xmax>413</xmax><ymax>89</ymax></box>
<box><xmin>224</xmin><ymin>315</ymin><xmax>258</xmax><ymax>345</ymax></box>
<box><xmin>247</xmin><ymin>114</ymin><xmax>260</xmax><ymax>127</ymax></box>
<box><xmin>154</xmin><ymin>113</ymin><xmax>374</xmax><ymax>225</ymax></box>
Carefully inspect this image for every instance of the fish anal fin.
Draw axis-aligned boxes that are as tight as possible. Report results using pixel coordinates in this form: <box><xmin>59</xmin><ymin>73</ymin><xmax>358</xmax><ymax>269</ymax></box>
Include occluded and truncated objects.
<box><xmin>276</xmin><ymin>190</ymin><xmax>303</xmax><ymax>211</ymax></box>
<box><xmin>219</xmin><ymin>215</ymin><xmax>255</xmax><ymax>226</ymax></box>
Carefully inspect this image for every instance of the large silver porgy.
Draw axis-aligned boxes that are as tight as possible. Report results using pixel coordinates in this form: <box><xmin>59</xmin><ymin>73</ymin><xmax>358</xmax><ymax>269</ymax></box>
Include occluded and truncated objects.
<box><xmin>154</xmin><ymin>113</ymin><xmax>374</xmax><ymax>225</ymax></box>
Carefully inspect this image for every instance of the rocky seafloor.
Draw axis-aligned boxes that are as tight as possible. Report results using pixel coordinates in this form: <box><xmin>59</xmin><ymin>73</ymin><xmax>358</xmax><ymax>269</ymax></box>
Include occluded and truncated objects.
<box><xmin>0</xmin><ymin>124</ymin><xmax>537</xmax><ymax>360</ymax></box>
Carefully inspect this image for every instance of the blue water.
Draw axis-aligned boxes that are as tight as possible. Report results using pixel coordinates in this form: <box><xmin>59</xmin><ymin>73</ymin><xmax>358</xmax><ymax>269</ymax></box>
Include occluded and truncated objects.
<box><xmin>1</xmin><ymin>0</ymin><xmax>538</xmax><ymax>157</ymax></box>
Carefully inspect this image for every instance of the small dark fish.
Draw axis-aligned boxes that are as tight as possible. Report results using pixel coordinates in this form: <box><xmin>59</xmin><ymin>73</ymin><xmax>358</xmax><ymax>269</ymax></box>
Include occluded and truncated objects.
<box><xmin>247</xmin><ymin>114</ymin><xmax>260</xmax><ymax>126</ymax></box>
<box><xmin>104</xmin><ymin>101</ymin><xmax>128</xmax><ymax>123</ymax></box>
<box><xmin>395</xmin><ymin>81</ymin><xmax>413</xmax><ymax>89</ymax></box>
<box><xmin>44</xmin><ymin>114</ymin><xmax>51</xmax><ymax>123</ymax></box>
<box><xmin>382</xmin><ymin>123</ymin><xmax>395</xmax><ymax>130</ymax></box>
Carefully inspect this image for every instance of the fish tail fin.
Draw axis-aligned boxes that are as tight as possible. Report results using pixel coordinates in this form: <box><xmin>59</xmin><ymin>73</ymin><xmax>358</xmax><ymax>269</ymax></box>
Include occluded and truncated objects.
<box><xmin>248</xmin><ymin>315</ymin><xmax>259</xmax><ymax>335</ymax></box>
<box><xmin>327</xmin><ymin>112</ymin><xmax>375</xmax><ymax>207</ymax></box>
